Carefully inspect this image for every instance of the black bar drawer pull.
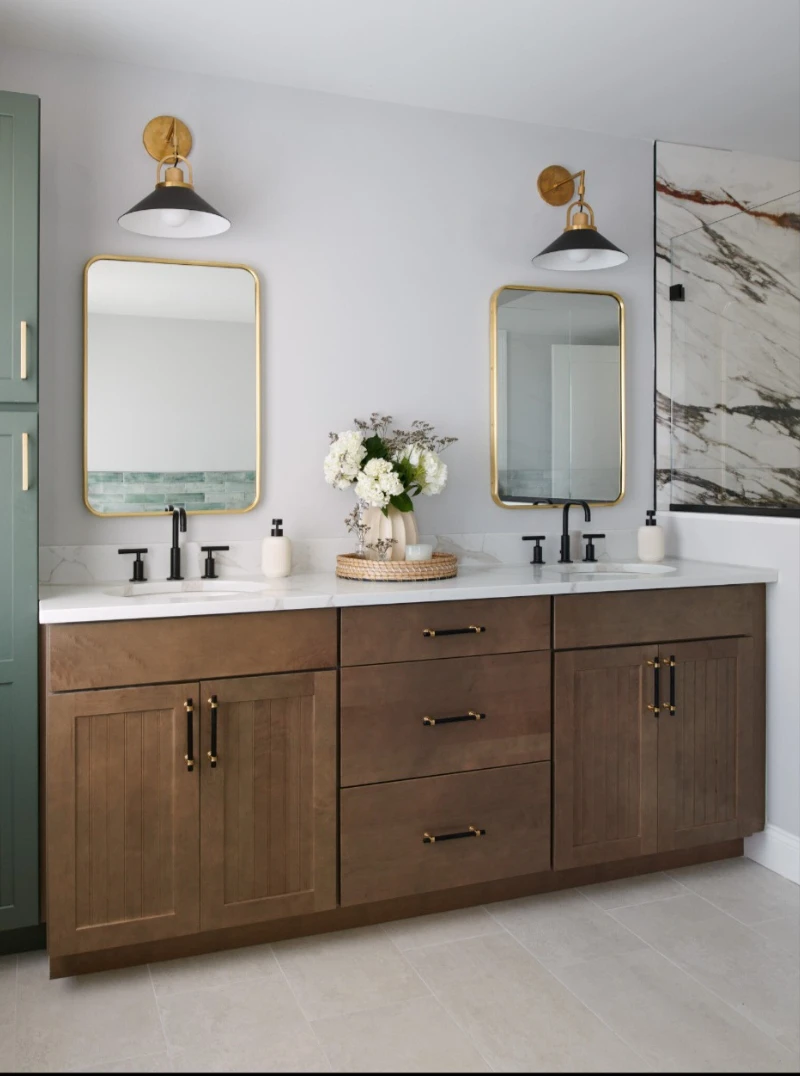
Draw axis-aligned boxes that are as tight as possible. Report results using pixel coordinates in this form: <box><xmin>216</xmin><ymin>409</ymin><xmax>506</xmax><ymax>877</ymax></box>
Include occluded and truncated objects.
<box><xmin>423</xmin><ymin>711</ymin><xmax>486</xmax><ymax>726</ymax></box>
<box><xmin>646</xmin><ymin>658</ymin><xmax>661</xmax><ymax>716</ymax></box>
<box><xmin>184</xmin><ymin>699</ymin><xmax>195</xmax><ymax>771</ymax></box>
<box><xmin>666</xmin><ymin>656</ymin><xmax>677</xmax><ymax>714</ymax></box>
<box><xmin>423</xmin><ymin>826</ymin><xmax>486</xmax><ymax>843</ymax></box>
<box><xmin>423</xmin><ymin>625</ymin><xmax>485</xmax><ymax>638</ymax></box>
<box><xmin>208</xmin><ymin>695</ymin><xmax>219</xmax><ymax>767</ymax></box>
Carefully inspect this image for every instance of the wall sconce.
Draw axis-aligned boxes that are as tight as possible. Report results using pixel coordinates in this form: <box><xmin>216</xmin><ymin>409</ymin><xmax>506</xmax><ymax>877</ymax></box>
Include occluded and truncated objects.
<box><xmin>118</xmin><ymin>116</ymin><xmax>230</xmax><ymax>238</ymax></box>
<box><xmin>532</xmin><ymin>165</ymin><xmax>627</xmax><ymax>270</ymax></box>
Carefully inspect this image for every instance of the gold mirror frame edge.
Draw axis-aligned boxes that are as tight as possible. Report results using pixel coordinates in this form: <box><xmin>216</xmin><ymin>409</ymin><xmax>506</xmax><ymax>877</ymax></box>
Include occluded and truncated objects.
<box><xmin>489</xmin><ymin>283</ymin><xmax>626</xmax><ymax>510</ymax></box>
<box><xmin>82</xmin><ymin>253</ymin><xmax>262</xmax><ymax>518</ymax></box>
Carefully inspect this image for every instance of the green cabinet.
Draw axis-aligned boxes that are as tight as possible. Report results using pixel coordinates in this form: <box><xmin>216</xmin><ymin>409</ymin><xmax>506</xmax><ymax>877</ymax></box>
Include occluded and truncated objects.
<box><xmin>0</xmin><ymin>91</ymin><xmax>39</xmax><ymax>404</ymax></box>
<box><xmin>0</xmin><ymin>411</ymin><xmax>39</xmax><ymax>930</ymax></box>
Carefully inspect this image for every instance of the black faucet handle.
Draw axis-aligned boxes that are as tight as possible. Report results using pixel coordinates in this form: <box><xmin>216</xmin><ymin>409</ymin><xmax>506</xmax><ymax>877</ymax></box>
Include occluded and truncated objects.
<box><xmin>201</xmin><ymin>545</ymin><xmax>230</xmax><ymax>580</ymax></box>
<box><xmin>583</xmin><ymin>533</ymin><xmax>606</xmax><ymax>563</ymax></box>
<box><xmin>521</xmin><ymin>535</ymin><xmax>546</xmax><ymax>565</ymax></box>
<box><xmin>118</xmin><ymin>548</ymin><xmax>148</xmax><ymax>583</ymax></box>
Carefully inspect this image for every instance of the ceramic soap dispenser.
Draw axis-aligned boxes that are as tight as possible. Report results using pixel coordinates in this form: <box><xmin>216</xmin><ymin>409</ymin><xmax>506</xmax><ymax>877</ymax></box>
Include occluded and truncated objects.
<box><xmin>262</xmin><ymin>518</ymin><xmax>292</xmax><ymax>578</ymax></box>
<box><xmin>637</xmin><ymin>509</ymin><xmax>665</xmax><ymax>563</ymax></box>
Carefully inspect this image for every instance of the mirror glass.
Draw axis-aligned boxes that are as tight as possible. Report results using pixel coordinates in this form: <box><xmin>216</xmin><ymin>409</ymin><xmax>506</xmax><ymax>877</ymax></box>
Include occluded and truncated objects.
<box><xmin>85</xmin><ymin>257</ymin><xmax>260</xmax><ymax>515</ymax></box>
<box><xmin>492</xmin><ymin>286</ymin><xmax>624</xmax><ymax>506</ymax></box>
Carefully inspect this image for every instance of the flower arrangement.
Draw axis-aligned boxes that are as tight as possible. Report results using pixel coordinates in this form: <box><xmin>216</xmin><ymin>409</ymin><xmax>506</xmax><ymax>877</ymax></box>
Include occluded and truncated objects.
<box><xmin>324</xmin><ymin>413</ymin><xmax>457</xmax><ymax>515</ymax></box>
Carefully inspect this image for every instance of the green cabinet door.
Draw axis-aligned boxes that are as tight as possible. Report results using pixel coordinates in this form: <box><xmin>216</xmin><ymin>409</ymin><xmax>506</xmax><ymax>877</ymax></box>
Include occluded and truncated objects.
<box><xmin>0</xmin><ymin>92</ymin><xmax>39</xmax><ymax>404</ymax></box>
<box><xmin>0</xmin><ymin>411</ymin><xmax>39</xmax><ymax>930</ymax></box>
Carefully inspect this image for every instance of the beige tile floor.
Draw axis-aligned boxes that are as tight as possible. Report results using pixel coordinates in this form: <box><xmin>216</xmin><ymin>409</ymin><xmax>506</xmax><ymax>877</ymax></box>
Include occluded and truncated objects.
<box><xmin>0</xmin><ymin>858</ymin><xmax>797</xmax><ymax>1072</ymax></box>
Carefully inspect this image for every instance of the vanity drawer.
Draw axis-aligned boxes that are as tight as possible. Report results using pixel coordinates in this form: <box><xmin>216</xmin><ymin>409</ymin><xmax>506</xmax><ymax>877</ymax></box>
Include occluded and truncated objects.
<box><xmin>340</xmin><ymin>763</ymin><xmax>551</xmax><ymax>905</ymax></box>
<box><xmin>340</xmin><ymin>597</ymin><xmax>550</xmax><ymax>667</ymax></box>
<box><xmin>340</xmin><ymin>652</ymin><xmax>551</xmax><ymax>786</ymax></box>
<box><xmin>44</xmin><ymin>609</ymin><xmax>337</xmax><ymax>692</ymax></box>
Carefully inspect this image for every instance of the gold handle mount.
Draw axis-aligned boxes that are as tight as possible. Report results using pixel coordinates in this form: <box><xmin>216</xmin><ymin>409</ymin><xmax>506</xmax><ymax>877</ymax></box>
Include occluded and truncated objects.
<box><xmin>422</xmin><ymin>625</ymin><xmax>485</xmax><ymax>638</ymax></box>
<box><xmin>21</xmin><ymin>432</ymin><xmax>30</xmax><ymax>491</ymax></box>
<box><xmin>20</xmin><ymin>321</ymin><xmax>28</xmax><ymax>380</ymax></box>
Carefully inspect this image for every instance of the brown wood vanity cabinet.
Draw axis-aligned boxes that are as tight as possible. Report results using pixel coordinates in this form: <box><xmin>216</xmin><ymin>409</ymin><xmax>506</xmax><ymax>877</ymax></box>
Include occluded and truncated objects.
<box><xmin>44</xmin><ymin>611</ymin><xmax>338</xmax><ymax>960</ymax></box>
<box><xmin>552</xmin><ymin>586</ymin><xmax>765</xmax><ymax>870</ymax></box>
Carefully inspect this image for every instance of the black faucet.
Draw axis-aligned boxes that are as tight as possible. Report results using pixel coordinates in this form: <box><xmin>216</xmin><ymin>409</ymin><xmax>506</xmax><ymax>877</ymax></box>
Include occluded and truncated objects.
<box><xmin>559</xmin><ymin>501</ymin><xmax>591</xmax><ymax>564</ymax></box>
<box><xmin>166</xmin><ymin>505</ymin><xmax>187</xmax><ymax>580</ymax></box>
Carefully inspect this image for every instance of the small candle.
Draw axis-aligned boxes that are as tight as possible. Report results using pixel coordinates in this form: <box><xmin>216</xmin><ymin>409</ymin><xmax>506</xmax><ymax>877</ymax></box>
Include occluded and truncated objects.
<box><xmin>405</xmin><ymin>543</ymin><xmax>433</xmax><ymax>562</ymax></box>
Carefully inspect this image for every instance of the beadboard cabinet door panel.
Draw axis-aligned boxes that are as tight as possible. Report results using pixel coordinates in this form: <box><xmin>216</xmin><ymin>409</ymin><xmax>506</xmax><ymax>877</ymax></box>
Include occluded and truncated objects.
<box><xmin>0</xmin><ymin>92</ymin><xmax>39</xmax><ymax>404</ymax></box>
<box><xmin>657</xmin><ymin>637</ymin><xmax>759</xmax><ymax>851</ymax></box>
<box><xmin>554</xmin><ymin>645</ymin><xmax>658</xmax><ymax>870</ymax></box>
<box><xmin>199</xmin><ymin>671</ymin><xmax>337</xmax><ymax>930</ymax></box>
<box><xmin>46</xmin><ymin>684</ymin><xmax>200</xmax><ymax>957</ymax></box>
<box><xmin>0</xmin><ymin>411</ymin><xmax>39</xmax><ymax>931</ymax></box>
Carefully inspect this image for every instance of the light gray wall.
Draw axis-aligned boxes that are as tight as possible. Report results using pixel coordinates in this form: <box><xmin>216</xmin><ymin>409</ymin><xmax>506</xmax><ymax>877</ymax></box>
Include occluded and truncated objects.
<box><xmin>0</xmin><ymin>43</ymin><xmax>654</xmax><ymax>546</ymax></box>
<box><xmin>87</xmin><ymin>314</ymin><xmax>256</xmax><ymax>472</ymax></box>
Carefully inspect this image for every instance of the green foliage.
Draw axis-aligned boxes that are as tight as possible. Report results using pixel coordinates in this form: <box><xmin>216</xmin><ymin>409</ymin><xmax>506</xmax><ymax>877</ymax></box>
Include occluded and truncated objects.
<box><xmin>390</xmin><ymin>491</ymin><xmax>414</xmax><ymax>513</ymax></box>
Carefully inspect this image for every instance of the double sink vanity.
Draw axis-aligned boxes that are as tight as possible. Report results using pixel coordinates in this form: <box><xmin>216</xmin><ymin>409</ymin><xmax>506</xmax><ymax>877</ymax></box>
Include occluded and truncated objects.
<box><xmin>39</xmin><ymin>559</ymin><xmax>773</xmax><ymax>978</ymax></box>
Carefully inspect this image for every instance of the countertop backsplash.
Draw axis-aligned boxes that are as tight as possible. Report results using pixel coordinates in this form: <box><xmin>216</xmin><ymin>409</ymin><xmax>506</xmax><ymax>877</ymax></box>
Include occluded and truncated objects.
<box><xmin>39</xmin><ymin>528</ymin><xmax>642</xmax><ymax>585</ymax></box>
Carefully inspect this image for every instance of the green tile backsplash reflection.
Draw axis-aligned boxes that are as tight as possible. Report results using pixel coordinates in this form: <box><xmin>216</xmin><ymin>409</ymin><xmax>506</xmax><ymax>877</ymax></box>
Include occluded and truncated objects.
<box><xmin>87</xmin><ymin>471</ymin><xmax>257</xmax><ymax>513</ymax></box>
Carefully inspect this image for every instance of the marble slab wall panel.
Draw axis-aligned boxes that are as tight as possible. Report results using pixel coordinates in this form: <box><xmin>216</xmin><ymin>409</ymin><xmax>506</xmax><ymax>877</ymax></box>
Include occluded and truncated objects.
<box><xmin>655</xmin><ymin>142</ymin><xmax>800</xmax><ymax>511</ymax></box>
<box><xmin>86</xmin><ymin>470</ymin><xmax>257</xmax><ymax>513</ymax></box>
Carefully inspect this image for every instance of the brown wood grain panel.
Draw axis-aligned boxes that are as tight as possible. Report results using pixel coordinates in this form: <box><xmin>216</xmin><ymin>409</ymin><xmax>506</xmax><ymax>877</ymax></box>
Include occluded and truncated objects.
<box><xmin>340</xmin><ymin>597</ymin><xmax>550</xmax><ymax>667</ymax></box>
<box><xmin>340</xmin><ymin>763</ymin><xmax>550</xmax><ymax>906</ymax></box>
<box><xmin>51</xmin><ymin>839</ymin><xmax>744</xmax><ymax>978</ymax></box>
<box><xmin>46</xmin><ymin>684</ymin><xmax>200</xmax><ymax>958</ymax></box>
<box><xmin>45</xmin><ymin>609</ymin><xmax>337</xmax><ymax>692</ymax></box>
<box><xmin>553</xmin><ymin>585</ymin><xmax>761</xmax><ymax>650</ymax></box>
<box><xmin>199</xmin><ymin>671</ymin><xmax>337</xmax><ymax>931</ymax></box>
<box><xmin>341</xmin><ymin>652</ymin><xmax>551</xmax><ymax>787</ymax></box>
<box><xmin>554</xmin><ymin>646</ymin><xmax>658</xmax><ymax>870</ymax></box>
<box><xmin>657</xmin><ymin>638</ymin><xmax>756</xmax><ymax>852</ymax></box>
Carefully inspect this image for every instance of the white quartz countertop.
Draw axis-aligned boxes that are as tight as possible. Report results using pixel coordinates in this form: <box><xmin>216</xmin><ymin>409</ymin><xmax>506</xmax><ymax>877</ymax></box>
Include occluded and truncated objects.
<box><xmin>38</xmin><ymin>558</ymin><xmax>778</xmax><ymax>625</ymax></box>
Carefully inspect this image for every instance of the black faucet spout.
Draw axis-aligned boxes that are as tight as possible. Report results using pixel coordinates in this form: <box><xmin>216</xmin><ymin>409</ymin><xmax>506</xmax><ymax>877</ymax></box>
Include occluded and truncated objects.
<box><xmin>559</xmin><ymin>500</ymin><xmax>592</xmax><ymax>564</ymax></box>
<box><xmin>166</xmin><ymin>505</ymin><xmax>187</xmax><ymax>580</ymax></box>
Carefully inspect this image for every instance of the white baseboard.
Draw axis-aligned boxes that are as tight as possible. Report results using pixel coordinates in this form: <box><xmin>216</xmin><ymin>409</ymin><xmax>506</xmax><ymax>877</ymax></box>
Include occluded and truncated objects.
<box><xmin>745</xmin><ymin>825</ymin><xmax>800</xmax><ymax>884</ymax></box>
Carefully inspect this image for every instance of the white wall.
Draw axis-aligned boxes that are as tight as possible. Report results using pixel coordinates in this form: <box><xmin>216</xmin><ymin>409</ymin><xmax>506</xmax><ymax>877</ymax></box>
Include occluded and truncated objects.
<box><xmin>0</xmin><ymin>44</ymin><xmax>654</xmax><ymax>547</ymax></box>
<box><xmin>87</xmin><ymin>314</ymin><xmax>256</xmax><ymax>472</ymax></box>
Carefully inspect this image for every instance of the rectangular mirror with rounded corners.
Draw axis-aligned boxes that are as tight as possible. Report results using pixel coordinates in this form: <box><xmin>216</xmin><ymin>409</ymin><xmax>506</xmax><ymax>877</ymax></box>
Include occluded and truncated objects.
<box><xmin>84</xmin><ymin>255</ymin><xmax>260</xmax><ymax>516</ymax></box>
<box><xmin>490</xmin><ymin>285</ymin><xmax>625</xmax><ymax>508</ymax></box>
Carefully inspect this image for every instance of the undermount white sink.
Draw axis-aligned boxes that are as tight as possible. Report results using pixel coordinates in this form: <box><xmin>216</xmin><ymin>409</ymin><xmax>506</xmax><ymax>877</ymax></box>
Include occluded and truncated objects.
<box><xmin>545</xmin><ymin>562</ymin><xmax>677</xmax><ymax>580</ymax></box>
<box><xmin>103</xmin><ymin>581</ymin><xmax>267</xmax><ymax>601</ymax></box>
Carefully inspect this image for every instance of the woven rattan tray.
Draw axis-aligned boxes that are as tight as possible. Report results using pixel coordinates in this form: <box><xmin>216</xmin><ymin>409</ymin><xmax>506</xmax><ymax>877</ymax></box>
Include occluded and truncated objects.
<box><xmin>335</xmin><ymin>552</ymin><xmax>458</xmax><ymax>582</ymax></box>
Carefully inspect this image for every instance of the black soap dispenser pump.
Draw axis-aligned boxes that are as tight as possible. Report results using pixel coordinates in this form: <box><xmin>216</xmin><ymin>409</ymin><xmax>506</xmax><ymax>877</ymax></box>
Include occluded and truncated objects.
<box><xmin>637</xmin><ymin>509</ymin><xmax>665</xmax><ymax>563</ymax></box>
<box><xmin>261</xmin><ymin>518</ymin><xmax>292</xmax><ymax>578</ymax></box>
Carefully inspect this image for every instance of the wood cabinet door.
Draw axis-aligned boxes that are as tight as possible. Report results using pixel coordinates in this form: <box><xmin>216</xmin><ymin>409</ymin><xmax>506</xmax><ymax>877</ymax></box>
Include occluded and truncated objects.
<box><xmin>46</xmin><ymin>684</ymin><xmax>200</xmax><ymax>957</ymax></box>
<box><xmin>657</xmin><ymin>637</ymin><xmax>758</xmax><ymax>851</ymax></box>
<box><xmin>199</xmin><ymin>671</ymin><xmax>337</xmax><ymax>930</ymax></box>
<box><xmin>554</xmin><ymin>646</ymin><xmax>659</xmax><ymax>869</ymax></box>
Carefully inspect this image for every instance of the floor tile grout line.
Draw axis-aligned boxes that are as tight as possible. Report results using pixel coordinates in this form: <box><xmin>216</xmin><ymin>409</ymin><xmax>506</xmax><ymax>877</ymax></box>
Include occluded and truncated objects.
<box><xmin>379</xmin><ymin>923</ymin><xmax>498</xmax><ymax>1072</ymax></box>
<box><xmin>484</xmin><ymin>912</ymin><xmax>654</xmax><ymax>1071</ymax></box>
<box><xmin>270</xmin><ymin>942</ymin><xmax>340</xmax><ymax>1071</ymax></box>
<box><xmin>147</xmin><ymin>963</ymin><xmax>174</xmax><ymax>1061</ymax></box>
<box><xmin>605</xmin><ymin>905</ymin><xmax>799</xmax><ymax>1053</ymax></box>
<box><xmin>578</xmin><ymin>877</ymin><xmax>695</xmax><ymax>913</ymax></box>
<box><xmin>10</xmin><ymin>953</ymin><xmax>18</xmax><ymax>1074</ymax></box>
<box><xmin>661</xmin><ymin>873</ymin><xmax>800</xmax><ymax>933</ymax></box>
<box><xmin>383</xmin><ymin>926</ymin><xmax>504</xmax><ymax>953</ymax></box>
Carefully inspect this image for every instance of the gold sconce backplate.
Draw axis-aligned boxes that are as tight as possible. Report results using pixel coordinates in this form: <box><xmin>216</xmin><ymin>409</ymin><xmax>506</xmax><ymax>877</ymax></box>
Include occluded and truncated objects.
<box><xmin>537</xmin><ymin>164</ymin><xmax>575</xmax><ymax>206</ymax></box>
<box><xmin>142</xmin><ymin>116</ymin><xmax>193</xmax><ymax>162</ymax></box>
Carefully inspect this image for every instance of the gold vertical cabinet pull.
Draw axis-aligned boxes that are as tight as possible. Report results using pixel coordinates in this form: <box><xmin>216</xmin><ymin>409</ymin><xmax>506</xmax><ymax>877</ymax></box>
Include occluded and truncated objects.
<box><xmin>20</xmin><ymin>321</ymin><xmax>28</xmax><ymax>380</ymax></box>
<box><xmin>21</xmin><ymin>433</ymin><xmax>30</xmax><ymax>491</ymax></box>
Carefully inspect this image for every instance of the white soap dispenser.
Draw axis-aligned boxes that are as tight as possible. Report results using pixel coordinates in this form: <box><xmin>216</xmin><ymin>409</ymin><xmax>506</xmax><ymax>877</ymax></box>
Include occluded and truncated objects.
<box><xmin>638</xmin><ymin>509</ymin><xmax>665</xmax><ymax>564</ymax></box>
<box><xmin>262</xmin><ymin>518</ymin><xmax>292</xmax><ymax>578</ymax></box>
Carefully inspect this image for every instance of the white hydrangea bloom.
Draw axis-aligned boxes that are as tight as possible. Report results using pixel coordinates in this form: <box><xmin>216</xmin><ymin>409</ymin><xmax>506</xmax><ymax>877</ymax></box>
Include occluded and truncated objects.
<box><xmin>355</xmin><ymin>457</ymin><xmax>402</xmax><ymax>507</ymax></box>
<box><xmin>323</xmin><ymin>430</ymin><xmax>367</xmax><ymax>489</ymax></box>
<box><xmin>402</xmin><ymin>443</ymin><xmax>448</xmax><ymax>496</ymax></box>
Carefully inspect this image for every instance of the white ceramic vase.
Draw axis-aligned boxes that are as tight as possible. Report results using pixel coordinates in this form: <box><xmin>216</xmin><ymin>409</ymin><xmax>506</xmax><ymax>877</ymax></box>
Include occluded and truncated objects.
<box><xmin>362</xmin><ymin>504</ymin><xmax>419</xmax><ymax>561</ymax></box>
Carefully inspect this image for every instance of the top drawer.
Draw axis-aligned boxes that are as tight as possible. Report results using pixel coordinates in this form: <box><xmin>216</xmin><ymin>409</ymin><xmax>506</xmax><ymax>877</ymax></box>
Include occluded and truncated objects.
<box><xmin>340</xmin><ymin>597</ymin><xmax>550</xmax><ymax>666</ymax></box>
<box><xmin>44</xmin><ymin>609</ymin><xmax>337</xmax><ymax>692</ymax></box>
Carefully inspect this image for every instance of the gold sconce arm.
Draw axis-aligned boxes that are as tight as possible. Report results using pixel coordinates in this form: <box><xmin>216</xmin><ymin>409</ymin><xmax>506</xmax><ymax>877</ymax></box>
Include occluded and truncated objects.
<box><xmin>156</xmin><ymin>154</ymin><xmax>194</xmax><ymax>188</ymax></box>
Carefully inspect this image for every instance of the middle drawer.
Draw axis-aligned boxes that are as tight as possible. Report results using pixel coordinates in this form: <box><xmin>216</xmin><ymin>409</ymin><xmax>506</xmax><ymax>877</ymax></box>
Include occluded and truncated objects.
<box><xmin>341</xmin><ymin>651</ymin><xmax>551</xmax><ymax>787</ymax></box>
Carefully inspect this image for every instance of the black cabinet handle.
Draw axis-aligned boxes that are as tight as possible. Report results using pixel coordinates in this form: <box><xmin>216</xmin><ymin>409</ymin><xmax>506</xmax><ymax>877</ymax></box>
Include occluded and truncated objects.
<box><xmin>423</xmin><ymin>826</ymin><xmax>485</xmax><ymax>844</ymax></box>
<box><xmin>184</xmin><ymin>699</ymin><xmax>195</xmax><ymax>771</ymax></box>
<box><xmin>666</xmin><ymin>656</ymin><xmax>677</xmax><ymax>714</ymax></box>
<box><xmin>422</xmin><ymin>625</ymin><xmax>485</xmax><ymax>638</ymax></box>
<box><xmin>208</xmin><ymin>695</ymin><xmax>218</xmax><ymax>767</ymax></box>
<box><xmin>646</xmin><ymin>658</ymin><xmax>661</xmax><ymax>716</ymax></box>
<box><xmin>423</xmin><ymin>711</ymin><xmax>486</xmax><ymax>726</ymax></box>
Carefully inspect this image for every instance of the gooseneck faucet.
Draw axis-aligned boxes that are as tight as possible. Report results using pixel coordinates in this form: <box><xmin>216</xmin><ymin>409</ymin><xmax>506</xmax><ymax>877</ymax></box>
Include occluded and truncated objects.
<box><xmin>166</xmin><ymin>505</ymin><xmax>187</xmax><ymax>580</ymax></box>
<box><xmin>559</xmin><ymin>500</ymin><xmax>591</xmax><ymax>564</ymax></box>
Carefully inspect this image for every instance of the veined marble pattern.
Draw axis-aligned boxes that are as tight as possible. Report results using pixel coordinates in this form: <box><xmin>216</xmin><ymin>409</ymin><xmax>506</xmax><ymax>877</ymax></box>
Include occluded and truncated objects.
<box><xmin>655</xmin><ymin>142</ymin><xmax>800</xmax><ymax>511</ymax></box>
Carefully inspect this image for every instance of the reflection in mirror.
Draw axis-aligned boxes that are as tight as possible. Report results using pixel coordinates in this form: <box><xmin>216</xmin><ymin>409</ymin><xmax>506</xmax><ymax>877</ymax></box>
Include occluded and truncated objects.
<box><xmin>491</xmin><ymin>286</ymin><xmax>624</xmax><ymax>507</ymax></box>
<box><xmin>85</xmin><ymin>257</ymin><xmax>260</xmax><ymax>515</ymax></box>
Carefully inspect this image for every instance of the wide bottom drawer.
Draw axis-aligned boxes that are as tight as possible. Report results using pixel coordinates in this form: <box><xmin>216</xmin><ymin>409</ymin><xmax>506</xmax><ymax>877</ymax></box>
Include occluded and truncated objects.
<box><xmin>340</xmin><ymin>763</ymin><xmax>551</xmax><ymax>906</ymax></box>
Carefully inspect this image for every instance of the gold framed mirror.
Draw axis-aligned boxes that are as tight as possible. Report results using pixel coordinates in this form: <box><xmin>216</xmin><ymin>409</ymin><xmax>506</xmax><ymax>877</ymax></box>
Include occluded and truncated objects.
<box><xmin>490</xmin><ymin>284</ymin><xmax>625</xmax><ymax>508</ymax></box>
<box><xmin>83</xmin><ymin>255</ymin><xmax>261</xmax><ymax>516</ymax></box>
